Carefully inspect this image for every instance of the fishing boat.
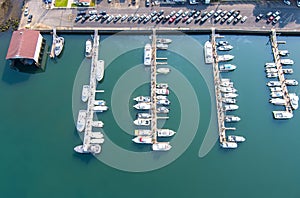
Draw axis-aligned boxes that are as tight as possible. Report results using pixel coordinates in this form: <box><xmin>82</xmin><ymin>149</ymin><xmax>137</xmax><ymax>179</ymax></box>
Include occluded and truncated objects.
<box><xmin>156</xmin><ymin>38</ymin><xmax>172</xmax><ymax>44</ymax></box>
<box><xmin>76</xmin><ymin>110</ymin><xmax>87</xmax><ymax>132</ymax></box>
<box><xmin>132</xmin><ymin>136</ymin><xmax>152</xmax><ymax>144</ymax></box>
<box><xmin>266</xmin><ymin>81</ymin><xmax>281</xmax><ymax>87</ymax></box>
<box><xmin>85</xmin><ymin>39</ymin><xmax>93</xmax><ymax>58</ymax></box>
<box><xmin>93</xmin><ymin>105</ymin><xmax>109</xmax><ymax>112</ymax></box>
<box><xmin>144</xmin><ymin>43</ymin><xmax>152</xmax><ymax>66</ymax></box>
<box><xmin>74</xmin><ymin>144</ymin><xmax>101</xmax><ymax>154</ymax></box>
<box><xmin>270</xmin><ymin>91</ymin><xmax>283</xmax><ymax>98</ymax></box>
<box><xmin>157</xmin><ymin>68</ymin><xmax>170</xmax><ymax>74</ymax></box>
<box><xmin>133</xmin><ymin>119</ymin><xmax>151</xmax><ymax>126</ymax></box>
<box><xmin>273</xmin><ymin>111</ymin><xmax>293</xmax><ymax>119</ymax></box>
<box><xmin>92</xmin><ymin>121</ymin><xmax>104</xmax><ymax>128</ymax></box>
<box><xmin>156</xmin><ymin>83</ymin><xmax>168</xmax><ymax>89</ymax></box>
<box><xmin>157</xmin><ymin>106</ymin><xmax>169</xmax><ymax>114</ymax></box>
<box><xmin>204</xmin><ymin>41</ymin><xmax>213</xmax><ymax>64</ymax></box>
<box><xmin>137</xmin><ymin>113</ymin><xmax>151</xmax><ymax>119</ymax></box>
<box><xmin>157</xmin><ymin>129</ymin><xmax>176</xmax><ymax>137</ymax></box>
<box><xmin>224</xmin><ymin>104</ymin><xmax>239</xmax><ymax>111</ymax></box>
<box><xmin>156</xmin><ymin>88</ymin><xmax>169</xmax><ymax>95</ymax></box>
<box><xmin>133</xmin><ymin>102</ymin><xmax>151</xmax><ymax>110</ymax></box>
<box><xmin>95</xmin><ymin>60</ymin><xmax>104</xmax><ymax>82</ymax></box>
<box><xmin>289</xmin><ymin>93</ymin><xmax>299</xmax><ymax>110</ymax></box>
<box><xmin>269</xmin><ymin>98</ymin><xmax>286</xmax><ymax>105</ymax></box>
<box><xmin>222</xmin><ymin>98</ymin><xmax>236</xmax><ymax>104</ymax></box>
<box><xmin>219</xmin><ymin>64</ymin><xmax>236</xmax><ymax>72</ymax></box>
<box><xmin>225</xmin><ymin>115</ymin><xmax>241</xmax><ymax>122</ymax></box>
<box><xmin>133</xmin><ymin>96</ymin><xmax>151</xmax><ymax>102</ymax></box>
<box><xmin>223</xmin><ymin>93</ymin><xmax>238</xmax><ymax>98</ymax></box>
<box><xmin>81</xmin><ymin>85</ymin><xmax>90</xmax><ymax>102</ymax></box>
<box><xmin>285</xmin><ymin>79</ymin><xmax>298</xmax><ymax>86</ymax></box>
<box><xmin>227</xmin><ymin>135</ymin><xmax>246</xmax><ymax>142</ymax></box>
<box><xmin>280</xmin><ymin>58</ymin><xmax>294</xmax><ymax>65</ymax></box>
<box><xmin>152</xmin><ymin>142</ymin><xmax>172</xmax><ymax>151</ymax></box>
<box><xmin>94</xmin><ymin>100</ymin><xmax>106</xmax><ymax>106</ymax></box>
<box><xmin>218</xmin><ymin>55</ymin><xmax>234</xmax><ymax>62</ymax></box>
<box><xmin>217</xmin><ymin>45</ymin><xmax>233</xmax><ymax>51</ymax></box>
<box><xmin>220</xmin><ymin>142</ymin><xmax>238</xmax><ymax>149</ymax></box>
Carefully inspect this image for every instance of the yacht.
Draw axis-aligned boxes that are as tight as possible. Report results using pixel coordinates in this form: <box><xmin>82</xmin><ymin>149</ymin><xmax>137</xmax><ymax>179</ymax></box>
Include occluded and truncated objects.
<box><xmin>266</xmin><ymin>68</ymin><xmax>278</xmax><ymax>73</ymax></box>
<box><xmin>222</xmin><ymin>98</ymin><xmax>236</xmax><ymax>104</ymax></box>
<box><xmin>157</xmin><ymin>106</ymin><xmax>169</xmax><ymax>114</ymax></box>
<box><xmin>152</xmin><ymin>142</ymin><xmax>172</xmax><ymax>151</ymax></box>
<box><xmin>54</xmin><ymin>36</ymin><xmax>64</xmax><ymax>57</ymax></box>
<box><xmin>156</xmin><ymin>95</ymin><xmax>167</xmax><ymax>100</ymax></box>
<box><xmin>217</xmin><ymin>45</ymin><xmax>233</xmax><ymax>51</ymax></box>
<box><xmin>266</xmin><ymin>73</ymin><xmax>278</xmax><ymax>78</ymax></box>
<box><xmin>137</xmin><ymin>113</ymin><xmax>151</xmax><ymax>119</ymax></box>
<box><xmin>223</xmin><ymin>93</ymin><xmax>238</xmax><ymax>98</ymax></box>
<box><xmin>144</xmin><ymin>43</ymin><xmax>152</xmax><ymax>66</ymax></box>
<box><xmin>156</xmin><ymin>83</ymin><xmax>168</xmax><ymax>89</ymax></box>
<box><xmin>134</xmin><ymin>129</ymin><xmax>152</xmax><ymax>136</ymax></box>
<box><xmin>267</xmin><ymin>81</ymin><xmax>281</xmax><ymax>87</ymax></box>
<box><xmin>133</xmin><ymin>102</ymin><xmax>151</xmax><ymax>110</ymax></box>
<box><xmin>224</xmin><ymin>104</ymin><xmax>239</xmax><ymax>111</ymax></box>
<box><xmin>269</xmin><ymin>98</ymin><xmax>286</xmax><ymax>105</ymax></box>
<box><xmin>94</xmin><ymin>100</ymin><xmax>106</xmax><ymax>106</ymax></box>
<box><xmin>219</xmin><ymin>64</ymin><xmax>236</xmax><ymax>72</ymax></box>
<box><xmin>132</xmin><ymin>136</ymin><xmax>153</xmax><ymax>144</ymax></box>
<box><xmin>270</xmin><ymin>87</ymin><xmax>282</xmax><ymax>92</ymax></box>
<box><xmin>282</xmin><ymin>68</ymin><xmax>293</xmax><ymax>74</ymax></box>
<box><xmin>220</xmin><ymin>81</ymin><xmax>233</xmax><ymax>87</ymax></box>
<box><xmin>289</xmin><ymin>93</ymin><xmax>299</xmax><ymax>110</ymax></box>
<box><xmin>156</xmin><ymin>88</ymin><xmax>169</xmax><ymax>95</ymax></box>
<box><xmin>81</xmin><ymin>85</ymin><xmax>90</xmax><ymax>102</ymax></box>
<box><xmin>157</xmin><ymin>99</ymin><xmax>170</xmax><ymax>106</ymax></box>
<box><xmin>227</xmin><ymin>135</ymin><xmax>246</xmax><ymax>142</ymax></box>
<box><xmin>157</xmin><ymin>129</ymin><xmax>176</xmax><ymax>137</ymax></box>
<box><xmin>133</xmin><ymin>96</ymin><xmax>151</xmax><ymax>102</ymax></box>
<box><xmin>156</xmin><ymin>38</ymin><xmax>172</xmax><ymax>44</ymax></box>
<box><xmin>285</xmin><ymin>79</ymin><xmax>298</xmax><ymax>86</ymax></box>
<box><xmin>204</xmin><ymin>41</ymin><xmax>213</xmax><ymax>64</ymax></box>
<box><xmin>76</xmin><ymin>110</ymin><xmax>87</xmax><ymax>132</ymax></box>
<box><xmin>270</xmin><ymin>91</ymin><xmax>283</xmax><ymax>98</ymax></box>
<box><xmin>220</xmin><ymin>142</ymin><xmax>238</xmax><ymax>149</ymax></box>
<box><xmin>265</xmin><ymin>62</ymin><xmax>276</xmax><ymax>67</ymax></box>
<box><xmin>74</xmin><ymin>144</ymin><xmax>101</xmax><ymax>154</ymax></box>
<box><xmin>220</xmin><ymin>86</ymin><xmax>237</xmax><ymax>93</ymax></box>
<box><xmin>92</xmin><ymin>121</ymin><xmax>104</xmax><ymax>128</ymax></box>
<box><xmin>278</xmin><ymin>50</ymin><xmax>289</xmax><ymax>56</ymax></box>
<box><xmin>225</xmin><ymin>115</ymin><xmax>241</xmax><ymax>122</ymax></box>
<box><xmin>157</xmin><ymin>68</ymin><xmax>170</xmax><ymax>74</ymax></box>
<box><xmin>218</xmin><ymin>55</ymin><xmax>234</xmax><ymax>62</ymax></box>
<box><xmin>133</xmin><ymin>118</ymin><xmax>151</xmax><ymax>126</ymax></box>
<box><xmin>273</xmin><ymin>111</ymin><xmax>293</xmax><ymax>119</ymax></box>
<box><xmin>157</xmin><ymin>43</ymin><xmax>168</xmax><ymax>50</ymax></box>
<box><xmin>280</xmin><ymin>58</ymin><xmax>294</xmax><ymax>65</ymax></box>
<box><xmin>217</xmin><ymin>40</ymin><xmax>229</xmax><ymax>46</ymax></box>
<box><xmin>85</xmin><ymin>39</ymin><xmax>93</xmax><ymax>58</ymax></box>
<box><xmin>95</xmin><ymin>60</ymin><xmax>104</xmax><ymax>82</ymax></box>
<box><xmin>93</xmin><ymin>105</ymin><xmax>109</xmax><ymax>112</ymax></box>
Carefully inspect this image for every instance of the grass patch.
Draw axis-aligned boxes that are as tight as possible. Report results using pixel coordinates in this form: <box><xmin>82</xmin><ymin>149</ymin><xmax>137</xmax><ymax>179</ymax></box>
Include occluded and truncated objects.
<box><xmin>55</xmin><ymin>0</ymin><xmax>68</xmax><ymax>7</ymax></box>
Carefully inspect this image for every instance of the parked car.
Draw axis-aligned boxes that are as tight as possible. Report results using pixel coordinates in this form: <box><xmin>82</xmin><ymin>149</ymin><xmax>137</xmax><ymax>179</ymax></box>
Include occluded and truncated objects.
<box><xmin>266</xmin><ymin>12</ymin><xmax>273</xmax><ymax>18</ymax></box>
<box><xmin>256</xmin><ymin>13</ymin><xmax>264</xmax><ymax>21</ymax></box>
<box><xmin>220</xmin><ymin>15</ymin><xmax>229</xmax><ymax>23</ymax></box>
<box><xmin>220</xmin><ymin>10</ymin><xmax>227</xmax><ymax>17</ymax></box>
<box><xmin>227</xmin><ymin>15</ymin><xmax>235</xmax><ymax>24</ymax></box>
<box><xmin>181</xmin><ymin>16</ymin><xmax>188</xmax><ymax>23</ymax></box>
<box><xmin>175</xmin><ymin>10</ymin><xmax>183</xmax><ymax>17</ymax></box>
<box><xmin>267</xmin><ymin>15</ymin><xmax>274</xmax><ymax>23</ymax></box>
<box><xmin>273</xmin><ymin>10</ymin><xmax>281</xmax><ymax>17</ymax></box>
<box><xmin>297</xmin><ymin>0</ymin><xmax>300</xmax><ymax>7</ymax></box>
<box><xmin>272</xmin><ymin>16</ymin><xmax>281</xmax><ymax>24</ymax></box>
<box><xmin>241</xmin><ymin>16</ymin><xmax>248</xmax><ymax>23</ymax></box>
<box><xmin>24</xmin><ymin>7</ymin><xmax>29</xmax><ymax>16</ymax></box>
<box><xmin>175</xmin><ymin>16</ymin><xmax>182</xmax><ymax>23</ymax></box>
<box><xmin>145</xmin><ymin>0</ymin><xmax>150</xmax><ymax>7</ymax></box>
<box><xmin>214</xmin><ymin>9</ymin><xmax>222</xmax><ymax>17</ymax></box>
<box><xmin>27</xmin><ymin>14</ymin><xmax>33</xmax><ymax>23</ymax></box>
<box><xmin>283</xmin><ymin>0</ymin><xmax>291</xmax><ymax>5</ymax></box>
<box><xmin>233</xmin><ymin>14</ymin><xmax>242</xmax><ymax>24</ymax></box>
<box><xmin>214</xmin><ymin>15</ymin><xmax>222</xmax><ymax>23</ymax></box>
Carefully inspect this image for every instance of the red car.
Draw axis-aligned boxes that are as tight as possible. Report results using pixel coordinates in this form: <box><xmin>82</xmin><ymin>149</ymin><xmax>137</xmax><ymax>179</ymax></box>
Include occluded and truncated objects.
<box><xmin>267</xmin><ymin>15</ymin><xmax>274</xmax><ymax>23</ymax></box>
<box><xmin>169</xmin><ymin>15</ymin><xmax>176</xmax><ymax>23</ymax></box>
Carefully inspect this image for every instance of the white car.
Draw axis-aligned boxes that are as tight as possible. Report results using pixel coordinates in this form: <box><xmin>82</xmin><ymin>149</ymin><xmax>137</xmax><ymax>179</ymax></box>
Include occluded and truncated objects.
<box><xmin>24</xmin><ymin>7</ymin><xmax>29</xmax><ymax>16</ymax></box>
<box><xmin>297</xmin><ymin>0</ymin><xmax>300</xmax><ymax>7</ymax></box>
<box><xmin>241</xmin><ymin>16</ymin><xmax>248</xmax><ymax>23</ymax></box>
<box><xmin>284</xmin><ymin>0</ymin><xmax>291</xmax><ymax>5</ymax></box>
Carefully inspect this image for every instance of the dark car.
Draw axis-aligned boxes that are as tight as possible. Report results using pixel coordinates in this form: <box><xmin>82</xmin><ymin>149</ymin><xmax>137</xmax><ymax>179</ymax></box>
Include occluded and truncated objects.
<box><xmin>145</xmin><ymin>0</ymin><xmax>150</xmax><ymax>7</ymax></box>
<box><xmin>27</xmin><ymin>14</ymin><xmax>33</xmax><ymax>23</ymax></box>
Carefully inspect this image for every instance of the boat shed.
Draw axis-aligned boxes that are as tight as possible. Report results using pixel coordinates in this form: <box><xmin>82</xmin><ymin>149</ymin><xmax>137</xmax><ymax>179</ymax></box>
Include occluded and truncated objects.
<box><xmin>6</xmin><ymin>29</ymin><xmax>45</xmax><ymax>69</ymax></box>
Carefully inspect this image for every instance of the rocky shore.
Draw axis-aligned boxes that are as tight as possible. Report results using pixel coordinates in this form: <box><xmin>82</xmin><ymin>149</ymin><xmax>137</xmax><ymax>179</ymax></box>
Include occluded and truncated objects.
<box><xmin>0</xmin><ymin>0</ymin><xmax>24</xmax><ymax>31</ymax></box>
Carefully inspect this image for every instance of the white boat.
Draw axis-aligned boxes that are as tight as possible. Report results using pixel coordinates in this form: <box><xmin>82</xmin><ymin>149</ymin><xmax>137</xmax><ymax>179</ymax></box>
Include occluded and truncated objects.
<box><xmin>223</xmin><ymin>93</ymin><xmax>238</xmax><ymax>98</ymax></box>
<box><xmin>156</xmin><ymin>88</ymin><xmax>169</xmax><ymax>95</ymax></box>
<box><xmin>219</xmin><ymin>64</ymin><xmax>236</xmax><ymax>72</ymax></box>
<box><xmin>133</xmin><ymin>96</ymin><xmax>151</xmax><ymax>102</ymax></box>
<box><xmin>81</xmin><ymin>85</ymin><xmax>90</xmax><ymax>102</ymax></box>
<box><xmin>92</xmin><ymin>121</ymin><xmax>104</xmax><ymax>128</ymax></box>
<box><xmin>265</xmin><ymin>62</ymin><xmax>276</xmax><ymax>67</ymax></box>
<box><xmin>278</xmin><ymin>50</ymin><xmax>289</xmax><ymax>56</ymax></box>
<box><xmin>144</xmin><ymin>43</ymin><xmax>152</xmax><ymax>66</ymax></box>
<box><xmin>134</xmin><ymin>129</ymin><xmax>152</xmax><ymax>136</ymax></box>
<box><xmin>218</xmin><ymin>55</ymin><xmax>234</xmax><ymax>62</ymax></box>
<box><xmin>224</xmin><ymin>104</ymin><xmax>239</xmax><ymax>111</ymax></box>
<box><xmin>270</xmin><ymin>98</ymin><xmax>286</xmax><ymax>105</ymax></box>
<box><xmin>220</xmin><ymin>81</ymin><xmax>233</xmax><ymax>87</ymax></box>
<box><xmin>270</xmin><ymin>91</ymin><xmax>283</xmax><ymax>98</ymax></box>
<box><xmin>220</xmin><ymin>78</ymin><xmax>231</xmax><ymax>82</ymax></box>
<box><xmin>157</xmin><ymin>106</ymin><xmax>169</xmax><ymax>114</ymax></box>
<box><xmin>204</xmin><ymin>41</ymin><xmax>213</xmax><ymax>64</ymax></box>
<box><xmin>156</xmin><ymin>95</ymin><xmax>167</xmax><ymax>100</ymax></box>
<box><xmin>217</xmin><ymin>41</ymin><xmax>229</xmax><ymax>46</ymax></box>
<box><xmin>90</xmin><ymin>132</ymin><xmax>104</xmax><ymax>139</ymax></box>
<box><xmin>285</xmin><ymin>79</ymin><xmax>298</xmax><ymax>86</ymax></box>
<box><xmin>157</xmin><ymin>99</ymin><xmax>170</xmax><ymax>106</ymax></box>
<box><xmin>95</xmin><ymin>60</ymin><xmax>104</xmax><ymax>82</ymax></box>
<box><xmin>266</xmin><ymin>73</ymin><xmax>278</xmax><ymax>78</ymax></box>
<box><xmin>273</xmin><ymin>111</ymin><xmax>293</xmax><ymax>119</ymax></box>
<box><xmin>157</xmin><ymin>68</ymin><xmax>170</xmax><ymax>74</ymax></box>
<box><xmin>133</xmin><ymin>119</ymin><xmax>151</xmax><ymax>126</ymax></box>
<box><xmin>133</xmin><ymin>102</ymin><xmax>151</xmax><ymax>110</ymax></box>
<box><xmin>156</xmin><ymin>38</ymin><xmax>172</xmax><ymax>44</ymax></box>
<box><xmin>266</xmin><ymin>68</ymin><xmax>278</xmax><ymax>73</ymax></box>
<box><xmin>152</xmin><ymin>142</ymin><xmax>172</xmax><ymax>151</ymax></box>
<box><xmin>85</xmin><ymin>39</ymin><xmax>93</xmax><ymax>58</ymax></box>
<box><xmin>54</xmin><ymin>36</ymin><xmax>64</xmax><ymax>57</ymax></box>
<box><xmin>222</xmin><ymin>98</ymin><xmax>236</xmax><ymax>104</ymax></box>
<box><xmin>227</xmin><ymin>135</ymin><xmax>246</xmax><ymax>142</ymax></box>
<box><xmin>289</xmin><ymin>93</ymin><xmax>299</xmax><ymax>110</ymax></box>
<box><xmin>90</xmin><ymin>138</ymin><xmax>105</xmax><ymax>144</ymax></box>
<box><xmin>137</xmin><ymin>113</ymin><xmax>151</xmax><ymax>119</ymax></box>
<box><xmin>157</xmin><ymin>43</ymin><xmax>168</xmax><ymax>50</ymax></box>
<box><xmin>220</xmin><ymin>86</ymin><xmax>237</xmax><ymax>93</ymax></box>
<box><xmin>270</xmin><ymin>87</ymin><xmax>282</xmax><ymax>92</ymax></box>
<box><xmin>74</xmin><ymin>144</ymin><xmax>101</xmax><ymax>154</ymax></box>
<box><xmin>94</xmin><ymin>100</ymin><xmax>106</xmax><ymax>106</ymax></box>
<box><xmin>156</xmin><ymin>83</ymin><xmax>168</xmax><ymax>89</ymax></box>
<box><xmin>93</xmin><ymin>105</ymin><xmax>109</xmax><ymax>112</ymax></box>
<box><xmin>225</xmin><ymin>115</ymin><xmax>241</xmax><ymax>122</ymax></box>
<box><xmin>157</xmin><ymin>129</ymin><xmax>176</xmax><ymax>137</ymax></box>
<box><xmin>76</xmin><ymin>110</ymin><xmax>87</xmax><ymax>132</ymax></box>
<box><xmin>267</xmin><ymin>81</ymin><xmax>281</xmax><ymax>87</ymax></box>
<box><xmin>132</xmin><ymin>136</ymin><xmax>152</xmax><ymax>144</ymax></box>
<box><xmin>217</xmin><ymin>45</ymin><xmax>233</xmax><ymax>51</ymax></box>
<box><xmin>220</xmin><ymin>142</ymin><xmax>238</xmax><ymax>149</ymax></box>
<box><xmin>280</xmin><ymin>58</ymin><xmax>294</xmax><ymax>65</ymax></box>
<box><xmin>282</xmin><ymin>68</ymin><xmax>293</xmax><ymax>74</ymax></box>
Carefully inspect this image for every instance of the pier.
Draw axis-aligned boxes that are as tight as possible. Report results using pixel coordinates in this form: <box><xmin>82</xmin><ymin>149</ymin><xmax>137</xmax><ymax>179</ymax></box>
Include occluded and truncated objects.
<box><xmin>270</xmin><ymin>29</ymin><xmax>292</xmax><ymax>113</ymax></box>
<box><xmin>49</xmin><ymin>28</ymin><xmax>56</xmax><ymax>58</ymax></box>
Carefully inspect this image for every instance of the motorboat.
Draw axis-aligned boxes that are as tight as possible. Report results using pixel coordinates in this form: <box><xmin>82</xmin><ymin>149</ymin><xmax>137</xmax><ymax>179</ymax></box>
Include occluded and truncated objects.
<box><xmin>94</xmin><ymin>100</ymin><xmax>106</xmax><ymax>106</ymax></box>
<box><xmin>85</xmin><ymin>39</ymin><xmax>93</xmax><ymax>58</ymax></box>
<box><xmin>220</xmin><ymin>142</ymin><xmax>238</xmax><ymax>149</ymax></box>
<box><xmin>289</xmin><ymin>93</ymin><xmax>299</xmax><ymax>110</ymax></box>
<box><xmin>217</xmin><ymin>45</ymin><xmax>233</xmax><ymax>51</ymax></box>
<box><xmin>90</xmin><ymin>132</ymin><xmax>104</xmax><ymax>139</ymax></box>
<box><xmin>220</xmin><ymin>81</ymin><xmax>233</xmax><ymax>87</ymax></box>
<box><xmin>156</xmin><ymin>83</ymin><xmax>168</xmax><ymax>89</ymax></box>
<box><xmin>134</xmin><ymin>129</ymin><xmax>152</xmax><ymax>136</ymax></box>
<box><xmin>93</xmin><ymin>105</ymin><xmax>109</xmax><ymax>112</ymax></box>
<box><xmin>269</xmin><ymin>98</ymin><xmax>286</xmax><ymax>105</ymax></box>
<box><xmin>53</xmin><ymin>36</ymin><xmax>64</xmax><ymax>57</ymax></box>
<box><xmin>156</xmin><ymin>95</ymin><xmax>167</xmax><ymax>100</ymax></box>
<box><xmin>280</xmin><ymin>58</ymin><xmax>294</xmax><ymax>65</ymax></box>
<box><xmin>204</xmin><ymin>41</ymin><xmax>213</xmax><ymax>64</ymax></box>
<box><xmin>219</xmin><ymin>64</ymin><xmax>236</xmax><ymax>72</ymax></box>
<box><xmin>92</xmin><ymin>121</ymin><xmax>104</xmax><ymax>128</ymax></box>
<box><xmin>266</xmin><ymin>73</ymin><xmax>278</xmax><ymax>78</ymax></box>
<box><xmin>270</xmin><ymin>87</ymin><xmax>282</xmax><ymax>92</ymax></box>
<box><xmin>218</xmin><ymin>55</ymin><xmax>234</xmax><ymax>62</ymax></box>
<box><xmin>222</xmin><ymin>98</ymin><xmax>236</xmax><ymax>104</ymax></box>
<box><xmin>265</xmin><ymin>62</ymin><xmax>276</xmax><ymax>67</ymax></box>
<box><xmin>76</xmin><ymin>110</ymin><xmax>87</xmax><ymax>132</ymax></box>
<box><xmin>74</xmin><ymin>144</ymin><xmax>101</xmax><ymax>154</ymax></box>
<box><xmin>278</xmin><ymin>50</ymin><xmax>289</xmax><ymax>56</ymax></box>
<box><xmin>137</xmin><ymin>113</ymin><xmax>151</xmax><ymax>119</ymax></box>
<box><xmin>217</xmin><ymin>40</ymin><xmax>229</xmax><ymax>46</ymax></box>
<box><xmin>152</xmin><ymin>142</ymin><xmax>172</xmax><ymax>151</ymax></box>
<box><xmin>156</xmin><ymin>88</ymin><xmax>169</xmax><ymax>95</ymax></box>
<box><xmin>133</xmin><ymin>118</ymin><xmax>151</xmax><ymax>126</ymax></box>
<box><xmin>266</xmin><ymin>81</ymin><xmax>281</xmax><ymax>87</ymax></box>
<box><xmin>157</xmin><ymin>129</ymin><xmax>176</xmax><ymax>137</ymax></box>
<box><xmin>220</xmin><ymin>86</ymin><xmax>237</xmax><ymax>93</ymax></box>
<box><xmin>157</xmin><ymin>106</ymin><xmax>169</xmax><ymax>114</ymax></box>
<box><xmin>282</xmin><ymin>68</ymin><xmax>293</xmax><ymax>74</ymax></box>
<box><xmin>157</xmin><ymin>43</ymin><xmax>168</xmax><ymax>50</ymax></box>
<box><xmin>223</xmin><ymin>93</ymin><xmax>238</xmax><ymax>98</ymax></box>
<box><xmin>144</xmin><ymin>44</ymin><xmax>152</xmax><ymax>66</ymax></box>
<box><xmin>90</xmin><ymin>138</ymin><xmax>105</xmax><ymax>144</ymax></box>
<box><xmin>227</xmin><ymin>135</ymin><xmax>246</xmax><ymax>142</ymax></box>
<box><xmin>270</xmin><ymin>91</ymin><xmax>283</xmax><ymax>98</ymax></box>
<box><xmin>81</xmin><ymin>85</ymin><xmax>90</xmax><ymax>102</ymax></box>
<box><xmin>156</xmin><ymin>38</ymin><xmax>172</xmax><ymax>44</ymax></box>
<box><xmin>132</xmin><ymin>136</ymin><xmax>153</xmax><ymax>144</ymax></box>
<box><xmin>133</xmin><ymin>102</ymin><xmax>151</xmax><ymax>110</ymax></box>
<box><xmin>220</xmin><ymin>78</ymin><xmax>231</xmax><ymax>82</ymax></box>
<box><xmin>224</xmin><ymin>104</ymin><xmax>239</xmax><ymax>111</ymax></box>
<box><xmin>266</xmin><ymin>68</ymin><xmax>278</xmax><ymax>73</ymax></box>
<box><xmin>225</xmin><ymin>115</ymin><xmax>241</xmax><ymax>122</ymax></box>
<box><xmin>285</xmin><ymin>79</ymin><xmax>298</xmax><ymax>86</ymax></box>
<box><xmin>95</xmin><ymin>60</ymin><xmax>104</xmax><ymax>82</ymax></box>
<box><xmin>157</xmin><ymin>68</ymin><xmax>171</xmax><ymax>74</ymax></box>
<box><xmin>133</xmin><ymin>96</ymin><xmax>151</xmax><ymax>102</ymax></box>
<box><xmin>157</xmin><ymin>99</ymin><xmax>170</xmax><ymax>106</ymax></box>
<box><xmin>273</xmin><ymin>111</ymin><xmax>293</xmax><ymax>119</ymax></box>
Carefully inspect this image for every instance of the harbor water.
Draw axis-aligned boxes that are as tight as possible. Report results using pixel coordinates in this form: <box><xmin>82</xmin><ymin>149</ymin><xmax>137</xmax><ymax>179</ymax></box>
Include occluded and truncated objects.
<box><xmin>0</xmin><ymin>31</ymin><xmax>300</xmax><ymax>197</ymax></box>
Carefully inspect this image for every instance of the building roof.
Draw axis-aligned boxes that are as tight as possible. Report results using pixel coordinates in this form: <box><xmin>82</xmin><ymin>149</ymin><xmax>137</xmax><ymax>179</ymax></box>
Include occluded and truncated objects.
<box><xmin>6</xmin><ymin>29</ymin><xmax>41</xmax><ymax>60</ymax></box>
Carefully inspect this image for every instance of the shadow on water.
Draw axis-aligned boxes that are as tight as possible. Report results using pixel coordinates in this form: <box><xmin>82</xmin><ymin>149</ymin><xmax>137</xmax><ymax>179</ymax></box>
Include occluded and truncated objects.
<box><xmin>72</xmin><ymin>128</ymin><xmax>95</xmax><ymax>164</ymax></box>
<box><xmin>1</xmin><ymin>60</ymin><xmax>32</xmax><ymax>84</ymax></box>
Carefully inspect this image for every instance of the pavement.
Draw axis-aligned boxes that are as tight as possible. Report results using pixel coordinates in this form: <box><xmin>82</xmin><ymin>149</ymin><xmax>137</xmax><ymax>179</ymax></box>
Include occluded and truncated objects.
<box><xmin>19</xmin><ymin>0</ymin><xmax>300</xmax><ymax>32</ymax></box>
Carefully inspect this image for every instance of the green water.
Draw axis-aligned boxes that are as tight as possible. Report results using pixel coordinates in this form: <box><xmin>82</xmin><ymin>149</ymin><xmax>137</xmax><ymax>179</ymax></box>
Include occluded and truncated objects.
<box><xmin>0</xmin><ymin>31</ymin><xmax>300</xmax><ymax>197</ymax></box>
